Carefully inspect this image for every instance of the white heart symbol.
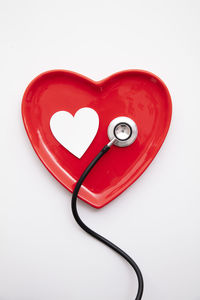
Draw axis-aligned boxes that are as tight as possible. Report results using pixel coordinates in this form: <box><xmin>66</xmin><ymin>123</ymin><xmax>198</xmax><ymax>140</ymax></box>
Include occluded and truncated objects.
<box><xmin>50</xmin><ymin>107</ymin><xmax>99</xmax><ymax>159</ymax></box>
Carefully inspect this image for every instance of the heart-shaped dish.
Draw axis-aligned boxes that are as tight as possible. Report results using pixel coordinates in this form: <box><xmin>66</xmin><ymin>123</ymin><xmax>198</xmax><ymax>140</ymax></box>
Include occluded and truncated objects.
<box><xmin>22</xmin><ymin>70</ymin><xmax>172</xmax><ymax>208</ymax></box>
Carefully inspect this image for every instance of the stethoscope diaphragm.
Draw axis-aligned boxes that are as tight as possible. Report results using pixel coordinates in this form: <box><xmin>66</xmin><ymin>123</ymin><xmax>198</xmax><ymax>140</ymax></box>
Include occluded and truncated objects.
<box><xmin>107</xmin><ymin>116</ymin><xmax>138</xmax><ymax>147</ymax></box>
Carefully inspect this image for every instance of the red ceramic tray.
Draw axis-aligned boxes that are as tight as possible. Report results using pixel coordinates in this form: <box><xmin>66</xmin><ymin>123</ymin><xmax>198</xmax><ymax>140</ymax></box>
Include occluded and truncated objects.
<box><xmin>22</xmin><ymin>70</ymin><xmax>172</xmax><ymax>208</ymax></box>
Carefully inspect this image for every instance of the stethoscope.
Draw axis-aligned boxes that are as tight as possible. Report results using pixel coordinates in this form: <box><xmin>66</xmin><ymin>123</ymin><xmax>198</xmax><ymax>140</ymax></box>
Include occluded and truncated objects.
<box><xmin>72</xmin><ymin>116</ymin><xmax>143</xmax><ymax>300</ymax></box>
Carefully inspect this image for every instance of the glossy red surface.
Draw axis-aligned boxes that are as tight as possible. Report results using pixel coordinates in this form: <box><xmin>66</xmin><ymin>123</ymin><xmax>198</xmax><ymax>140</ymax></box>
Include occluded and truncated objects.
<box><xmin>22</xmin><ymin>70</ymin><xmax>172</xmax><ymax>208</ymax></box>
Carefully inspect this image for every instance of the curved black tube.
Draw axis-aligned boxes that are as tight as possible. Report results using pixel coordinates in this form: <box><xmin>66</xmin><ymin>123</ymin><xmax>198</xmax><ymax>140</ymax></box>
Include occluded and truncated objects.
<box><xmin>71</xmin><ymin>145</ymin><xmax>144</xmax><ymax>300</ymax></box>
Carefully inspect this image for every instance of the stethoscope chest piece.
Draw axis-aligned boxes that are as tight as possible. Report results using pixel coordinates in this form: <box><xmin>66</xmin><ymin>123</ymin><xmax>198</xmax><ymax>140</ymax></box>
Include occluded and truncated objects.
<box><xmin>108</xmin><ymin>116</ymin><xmax>138</xmax><ymax>147</ymax></box>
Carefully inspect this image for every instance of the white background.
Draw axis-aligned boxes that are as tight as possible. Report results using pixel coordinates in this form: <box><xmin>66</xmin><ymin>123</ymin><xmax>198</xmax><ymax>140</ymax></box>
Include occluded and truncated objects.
<box><xmin>0</xmin><ymin>1</ymin><xmax>200</xmax><ymax>299</ymax></box>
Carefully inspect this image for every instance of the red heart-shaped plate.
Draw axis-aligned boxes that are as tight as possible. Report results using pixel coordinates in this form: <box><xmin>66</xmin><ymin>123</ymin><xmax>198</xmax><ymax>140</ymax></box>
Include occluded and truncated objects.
<box><xmin>22</xmin><ymin>70</ymin><xmax>172</xmax><ymax>208</ymax></box>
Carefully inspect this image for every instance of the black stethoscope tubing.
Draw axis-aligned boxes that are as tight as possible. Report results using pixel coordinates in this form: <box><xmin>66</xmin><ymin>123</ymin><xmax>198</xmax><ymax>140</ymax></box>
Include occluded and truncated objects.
<box><xmin>71</xmin><ymin>143</ymin><xmax>144</xmax><ymax>300</ymax></box>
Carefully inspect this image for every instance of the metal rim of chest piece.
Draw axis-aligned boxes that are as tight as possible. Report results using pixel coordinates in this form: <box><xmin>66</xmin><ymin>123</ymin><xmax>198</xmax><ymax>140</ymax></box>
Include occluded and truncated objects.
<box><xmin>107</xmin><ymin>116</ymin><xmax>138</xmax><ymax>147</ymax></box>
